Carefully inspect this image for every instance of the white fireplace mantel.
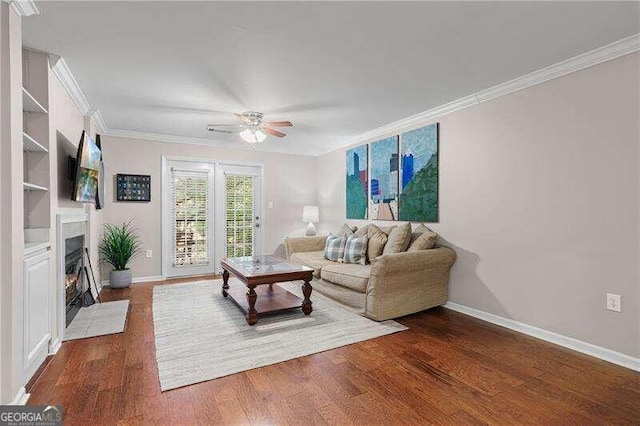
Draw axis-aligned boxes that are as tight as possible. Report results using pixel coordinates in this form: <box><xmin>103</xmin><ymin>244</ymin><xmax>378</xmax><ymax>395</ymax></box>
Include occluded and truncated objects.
<box><xmin>53</xmin><ymin>212</ymin><xmax>89</xmax><ymax>352</ymax></box>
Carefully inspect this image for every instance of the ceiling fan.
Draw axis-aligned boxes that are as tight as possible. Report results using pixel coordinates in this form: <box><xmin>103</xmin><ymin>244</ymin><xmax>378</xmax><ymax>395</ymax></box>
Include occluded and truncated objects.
<box><xmin>207</xmin><ymin>111</ymin><xmax>293</xmax><ymax>143</ymax></box>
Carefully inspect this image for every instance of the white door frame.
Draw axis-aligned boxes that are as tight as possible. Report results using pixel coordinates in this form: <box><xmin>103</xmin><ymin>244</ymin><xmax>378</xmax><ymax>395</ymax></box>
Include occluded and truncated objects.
<box><xmin>161</xmin><ymin>155</ymin><xmax>265</xmax><ymax>279</ymax></box>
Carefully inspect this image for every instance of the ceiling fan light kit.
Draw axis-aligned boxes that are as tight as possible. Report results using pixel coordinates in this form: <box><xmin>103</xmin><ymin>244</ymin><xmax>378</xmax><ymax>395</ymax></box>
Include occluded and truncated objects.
<box><xmin>240</xmin><ymin>128</ymin><xmax>267</xmax><ymax>144</ymax></box>
<box><xmin>207</xmin><ymin>111</ymin><xmax>293</xmax><ymax>144</ymax></box>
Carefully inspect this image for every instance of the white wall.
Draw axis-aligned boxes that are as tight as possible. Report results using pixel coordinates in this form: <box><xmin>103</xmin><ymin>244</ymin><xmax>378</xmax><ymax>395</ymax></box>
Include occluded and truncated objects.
<box><xmin>100</xmin><ymin>136</ymin><xmax>318</xmax><ymax>279</ymax></box>
<box><xmin>318</xmin><ymin>53</ymin><xmax>640</xmax><ymax>358</ymax></box>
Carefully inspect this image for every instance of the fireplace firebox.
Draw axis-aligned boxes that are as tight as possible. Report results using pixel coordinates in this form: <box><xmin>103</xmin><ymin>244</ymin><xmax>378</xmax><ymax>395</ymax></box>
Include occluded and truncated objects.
<box><xmin>65</xmin><ymin>234</ymin><xmax>85</xmax><ymax>326</ymax></box>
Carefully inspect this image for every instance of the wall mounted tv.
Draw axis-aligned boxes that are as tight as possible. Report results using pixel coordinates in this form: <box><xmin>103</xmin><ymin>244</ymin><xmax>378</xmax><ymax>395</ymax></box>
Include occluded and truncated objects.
<box><xmin>70</xmin><ymin>130</ymin><xmax>102</xmax><ymax>204</ymax></box>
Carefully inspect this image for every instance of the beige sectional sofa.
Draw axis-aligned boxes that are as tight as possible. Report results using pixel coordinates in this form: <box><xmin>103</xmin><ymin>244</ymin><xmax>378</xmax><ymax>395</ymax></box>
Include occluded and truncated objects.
<box><xmin>284</xmin><ymin>231</ymin><xmax>456</xmax><ymax>321</ymax></box>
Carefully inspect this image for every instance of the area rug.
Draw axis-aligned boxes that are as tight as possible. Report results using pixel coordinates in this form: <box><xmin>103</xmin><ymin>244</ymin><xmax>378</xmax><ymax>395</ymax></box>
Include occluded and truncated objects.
<box><xmin>64</xmin><ymin>300</ymin><xmax>129</xmax><ymax>341</ymax></box>
<box><xmin>152</xmin><ymin>279</ymin><xmax>407</xmax><ymax>391</ymax></box>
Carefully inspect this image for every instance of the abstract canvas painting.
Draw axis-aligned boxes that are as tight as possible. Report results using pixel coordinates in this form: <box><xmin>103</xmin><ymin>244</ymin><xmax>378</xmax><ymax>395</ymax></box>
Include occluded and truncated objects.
<box><xmin>369</xmin><ymin>136</ymin><xmax>399</xmax><ymax>220</ymax></box>
<box><xmin>346</xmin><ymin>144</ymin><xmax>368</xmax><ymax>219</ymax></box>
<box><xmin>399</xmin><ymin>123</ymin><xmax>439</xmax><ymax>222</ymax></box>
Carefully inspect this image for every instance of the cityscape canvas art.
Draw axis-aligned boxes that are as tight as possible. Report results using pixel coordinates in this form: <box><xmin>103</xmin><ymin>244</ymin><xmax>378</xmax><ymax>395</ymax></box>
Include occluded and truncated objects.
<box><xmin>346</xmin><ymin>145</ymin><xmax>368</xmax><ymax>219</ymax></box>
<box><xmin>399</xmin><ymin>123</ymin><xmax>439</xmax><ymax>222</ymax></box>
<box><xmin>370</xmin><ymin>136</ymin><xmax>399</xmax><ymax>220</ymax></box>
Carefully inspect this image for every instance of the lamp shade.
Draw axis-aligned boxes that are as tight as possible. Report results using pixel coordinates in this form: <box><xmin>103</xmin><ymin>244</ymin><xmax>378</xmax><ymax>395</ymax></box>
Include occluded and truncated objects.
<box><xmin>302</xmin><ymin>205</ymin><xmax>319</xmax><ymax>223</ymax></box>
<box><xmin>240</xmin><ymin>128</ymin><xmax>267</xmax><ymax>143</ymax></box>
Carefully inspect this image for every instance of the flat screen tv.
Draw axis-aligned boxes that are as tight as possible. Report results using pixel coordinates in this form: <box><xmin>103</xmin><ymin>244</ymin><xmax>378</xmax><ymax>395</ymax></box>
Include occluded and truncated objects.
<box><xmin>71</xmin><ymin>130</ymin><xmax>101</xmax><ymax>203</ymax></box>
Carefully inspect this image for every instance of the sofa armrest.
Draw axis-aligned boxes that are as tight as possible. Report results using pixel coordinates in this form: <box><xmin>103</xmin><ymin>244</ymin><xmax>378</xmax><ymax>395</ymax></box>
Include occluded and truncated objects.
<box><xmin>366</xmin><ymin>247</ymin><xmax>456</xmax><ymax>321</ymax></box>
<box><xmin>284</xmin><ymin>236</ymin><xmax>327</xmax><ymax>258</ymax></box>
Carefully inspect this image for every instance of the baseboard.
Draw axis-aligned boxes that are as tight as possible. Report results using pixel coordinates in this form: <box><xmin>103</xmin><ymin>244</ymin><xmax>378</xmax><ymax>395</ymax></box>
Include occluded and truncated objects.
<box><xmin>49</xmin><ymin>337</ymin><xmax>62</xmax><ymax>355</ymax></box>
<box><xmin>10</xmin><ymin>387</ymin><xmax>29</xmax><ymax>405</ymax></box>
<box><xmin>133</xmin><ymin>275</ymin><xmax>163</xmax><ymax>283</ymax></box>
<box><xmin>443</xmin><ymin>301</ymin><xmax>640</xmax><ymax>372</ymax></box>
<box><xmin>100</xmin><ymin>275</ymin><xmax>163</xmax><ymax>288</ymax></box>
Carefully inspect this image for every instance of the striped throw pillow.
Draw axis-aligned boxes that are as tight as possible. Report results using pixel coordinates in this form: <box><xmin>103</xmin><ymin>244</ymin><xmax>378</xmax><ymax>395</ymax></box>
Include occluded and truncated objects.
<box><xmin>324</xmin><ymin>234</ymin><xmax>347</xmax><ymax>262</ymax></box>
<box><xmin>343</xmin><ymin>234</ymin><xmax>368</xmax><ymax>265</ymax></box>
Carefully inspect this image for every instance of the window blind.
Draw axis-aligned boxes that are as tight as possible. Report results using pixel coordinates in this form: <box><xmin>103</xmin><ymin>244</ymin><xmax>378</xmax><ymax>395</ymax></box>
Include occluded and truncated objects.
<box><xmin>224</xmin><ymin>174</ymin><xmax>255</xmax><ymax>258</ymax></box>
<box><xmin>171</xmin><ymin>168</ymin><xmax>209</xmax><ymax>267</ymax></box>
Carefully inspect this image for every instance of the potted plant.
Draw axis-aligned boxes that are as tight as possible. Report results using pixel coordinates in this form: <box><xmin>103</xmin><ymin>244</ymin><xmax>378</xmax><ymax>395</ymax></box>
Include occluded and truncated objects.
<box><xmin>99</xmin><ymin>221</ymin><xmax>141</xmax><ymax>288</ymax></box>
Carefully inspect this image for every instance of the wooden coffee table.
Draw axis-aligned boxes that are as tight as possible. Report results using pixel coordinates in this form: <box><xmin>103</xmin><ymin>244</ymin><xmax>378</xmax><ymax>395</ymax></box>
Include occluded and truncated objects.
<box><xmin>220</xmin><ymin>255</ymin><xmax>314</xmax><ymax>325</ymax></box>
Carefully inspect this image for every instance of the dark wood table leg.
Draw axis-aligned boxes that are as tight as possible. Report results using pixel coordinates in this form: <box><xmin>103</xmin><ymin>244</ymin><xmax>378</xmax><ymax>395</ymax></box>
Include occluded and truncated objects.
<box><xmin>246</xmin><ymin>285</ymin><xmax>258</xmax><ymax>325</ymax></box>
<box><xmin>222</xmin><ymin>269</ymin><xmax>229</xmax><ymax>297</ymax></box>
<box><xmin>302</xmin><ymin>279</ymin><xmax>313</xmax><ymax>315</ymax></box>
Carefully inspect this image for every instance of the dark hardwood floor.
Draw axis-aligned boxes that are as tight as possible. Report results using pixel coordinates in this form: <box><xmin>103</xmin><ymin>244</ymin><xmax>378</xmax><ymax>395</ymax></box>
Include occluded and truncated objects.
<box><xmin>28</xmin><ymin>277</ymin><xmax>640</xmax><ymax>425</ymax></box>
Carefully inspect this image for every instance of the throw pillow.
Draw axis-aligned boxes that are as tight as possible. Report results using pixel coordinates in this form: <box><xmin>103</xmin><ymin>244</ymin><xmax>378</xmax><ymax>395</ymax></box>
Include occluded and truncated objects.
<box><xmin>324</xmin><ymin>234</ymin><xmax>347</xmax><ymax>262</ymax></box>
<box><xmin>366</xmin><ymin>224</ymin><xmax>388</xmax><ymax>261</ymax></box>
<box><xmin>354</xmin><ymin>224</ymin><xmax>369</xmax><ymax>237</ymax></box>
<box><xmin>382</xmin><ymin>222</ymin><xmax>412</xmax><ymax>255</ymax></box>
<box><xmin>408</xmin><ymin>224</ymin><xmax>438</xmax><ymax>251</ymax></box>
<box><xmin>337</xmin><ymin>223</ymin><xmax>355</xmax><ymax>237</ymax></box>
<box><xmin>379</xmin><ymin>225</ymin><xmax>397</xmax><ymax>235</ymax></box>
<box><xmin>409</xmin><ymin>223</ymin><xmax>434</xmax><ymax>244</ymax></box>
<box><xmin>343</xmin><ymin>234</ymin><xmax>368</xmax><ymax>265</ymax></box>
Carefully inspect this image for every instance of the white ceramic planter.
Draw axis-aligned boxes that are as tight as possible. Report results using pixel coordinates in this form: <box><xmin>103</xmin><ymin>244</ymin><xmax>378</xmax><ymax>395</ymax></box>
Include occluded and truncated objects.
<box><xmin>109</xmin><ymin>269</ymin><xmax>132</xmax><ymax>288</ymax></box>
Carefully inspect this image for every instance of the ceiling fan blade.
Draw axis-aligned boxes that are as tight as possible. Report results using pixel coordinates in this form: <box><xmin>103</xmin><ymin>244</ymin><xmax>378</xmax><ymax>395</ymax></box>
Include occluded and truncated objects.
<box><xmin>264</xmin><ymin>127</ymin><xmax>286</xmax><ymax>138</ymax></box>
<box><xmin>235</xmin><ymin>113</ymin><xmax>252</xmax><ymax>124</ymax></box>
<box><xmin>264</xmin><ymin>120</ymin><xmax>293</xmax><ymax>127</ymax></box>
<box><xmin>206</xmin><ymin>123</ymin><xmax>245</xmax><ymax>128</ymax></box>
<box><xmin>207</xmin><ymin>128</ymin><xmax>235</xmax><ymax>134</ymax></box>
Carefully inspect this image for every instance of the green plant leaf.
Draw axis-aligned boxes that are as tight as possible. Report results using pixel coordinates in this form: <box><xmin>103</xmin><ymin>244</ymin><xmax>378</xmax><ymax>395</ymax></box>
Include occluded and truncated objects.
<box><xmin>99</xmin><ymin>220</ymin><xmax>142</xmax><ymax>271</ymax></box>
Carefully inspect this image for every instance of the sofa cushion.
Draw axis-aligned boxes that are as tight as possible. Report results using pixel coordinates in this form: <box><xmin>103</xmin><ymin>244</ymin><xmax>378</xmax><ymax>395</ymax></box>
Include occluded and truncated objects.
<box><xmin>290</xmin><ymin>251</ymin><xmax>333</xmax><ymax>278</ymax></box>
<box><xmin>320</xmin><ymin>263</ymin><xmax>371</xmax><ymax>293</ymax></box>
<box><xmin>383</xmin><ymin>223</ymin><xmax>412</xmax><ymax>255</ymax></box>
<box><xmin>366</xmin><ymin>225</ymin><xmax>388</xmax><ymax>261</ymax></box>
<box><xmin>408</xmin><ymin>224</ymin><xmax>437</xmax><ymax>251</ymax></box>
<box><xmin>344</xmin><ymin>234</ymin><xmax>368</xmax><ymax>265</ymax></box>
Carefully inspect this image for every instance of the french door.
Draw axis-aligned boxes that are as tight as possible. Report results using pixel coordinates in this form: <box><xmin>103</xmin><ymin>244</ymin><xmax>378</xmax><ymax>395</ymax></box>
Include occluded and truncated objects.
<box><xmin>164</xmin><ymin>160</ymin><xmax>216</xmax><ymax>278</ymax></box>
<box><xmin>163</xmin><ymin>159</ymin><xmax>262</xmax><ymax>278</ymax></box>
<box><xmin>215</xmin><ymin>164</ymin><xmax>262</xmax><ymax>270</ymax></box>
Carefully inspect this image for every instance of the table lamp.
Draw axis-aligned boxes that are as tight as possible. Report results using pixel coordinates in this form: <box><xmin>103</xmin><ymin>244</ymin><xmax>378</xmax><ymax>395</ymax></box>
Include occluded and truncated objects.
<box><xmin>302</xmin><ymin>206</ymin><xmax>319</xmax><ymax>237</ymax></box>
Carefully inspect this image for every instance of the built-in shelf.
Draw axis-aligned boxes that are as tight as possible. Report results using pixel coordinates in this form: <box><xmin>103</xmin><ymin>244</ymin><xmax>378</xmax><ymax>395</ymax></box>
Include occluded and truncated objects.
<box><xmin>23</xmin><ymin>132</ymin><xmax>48</xmax><ymax>153</ymax></box>
<box><xmin>24</xmin><ymin>241</ymin><xmax>51</xmax><ymax>256</ymax></box>
<box><xmin>22</xmin><ymin>87</ymin><xmax>48</xmax><ymax>114</ymax></box>
<box><xmin>23</xmin><ymin>182</ymin><xmax>48</xmax><ymax>192</ymax></box>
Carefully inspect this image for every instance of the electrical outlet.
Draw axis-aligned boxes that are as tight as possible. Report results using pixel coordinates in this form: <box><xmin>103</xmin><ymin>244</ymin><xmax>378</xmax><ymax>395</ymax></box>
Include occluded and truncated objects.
<box><xmin>606</xmin><ymin>293</ymin><xmax>621</xmax><ymax>312</ymax></box>
<box><xmin>145</xmin><ymin>249</ymin><xmax>152</xmax><ymax>259</ymax></box>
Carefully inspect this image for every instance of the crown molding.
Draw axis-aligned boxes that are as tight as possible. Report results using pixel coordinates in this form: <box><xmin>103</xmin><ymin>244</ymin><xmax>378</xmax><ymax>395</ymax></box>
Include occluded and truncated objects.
<box><xmin>49</xmin><ymin>55</ymin><xmax>91</xmax><ymax>115</ymax></box>
<box><xmin>102</xmin><ymin>128</ymin><xmax>323</xmax><ymax>156</ymax></box>
<box><xmin>48</xmin><ymin>33</ymin><xmax>639</xmax><ymax>157</ymax></box>
<box><xmin>474</xmin><ymin>32</ymin><xmax>640</xmax><ymax>104</ymax></box>
<box><xmin>5</xmin><ymin>0</ymin><xmax>39</xmax><ymax>16</ymax></box>
<box><xmin>91</xmin><ymin>110</ymin><xmax>107</xmax><ymax>134</ymax></box>
<box><xmin>325</xmin><ymin>33</ymin><xmax>640</xmax><ymax>154</ymax></box>
<box><xmin>324</xmin><ymin>95</ymin><xmax>480</xmax><ymax>153</ymax></box>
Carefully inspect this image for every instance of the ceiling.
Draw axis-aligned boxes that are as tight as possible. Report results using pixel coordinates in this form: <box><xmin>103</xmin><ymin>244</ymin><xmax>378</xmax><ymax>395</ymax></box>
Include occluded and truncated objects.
<box><xmin>23</xmin><ymin>1</ymin><xmax>640</xmax><ymax>155</ymax></box>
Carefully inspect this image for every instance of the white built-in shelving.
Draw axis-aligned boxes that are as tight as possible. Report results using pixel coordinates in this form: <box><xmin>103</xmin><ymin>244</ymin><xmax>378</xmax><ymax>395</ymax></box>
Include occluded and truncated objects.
<box><xmin>22</xmin><ymin>49</ymin><xmax>52</xmax><ymax>240</ymax></box>
<box><xmin>22</xmin><ymin>87</ymin><xmax>48</xmax><ymax>114</ymax></box>
<box><xmin>24</xmin><ymin>241</ymin><xmax>51</xmax><ymax>256</ymax></box>
<box><xmin>23</xmin><ymin>132</ymin><xmax>48</xmax><ymax>153</ymax></box>
<box><xmin>23</xmin><ymin>182</ymin><xmax>48</xmax><ymax>192</ymax></box>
